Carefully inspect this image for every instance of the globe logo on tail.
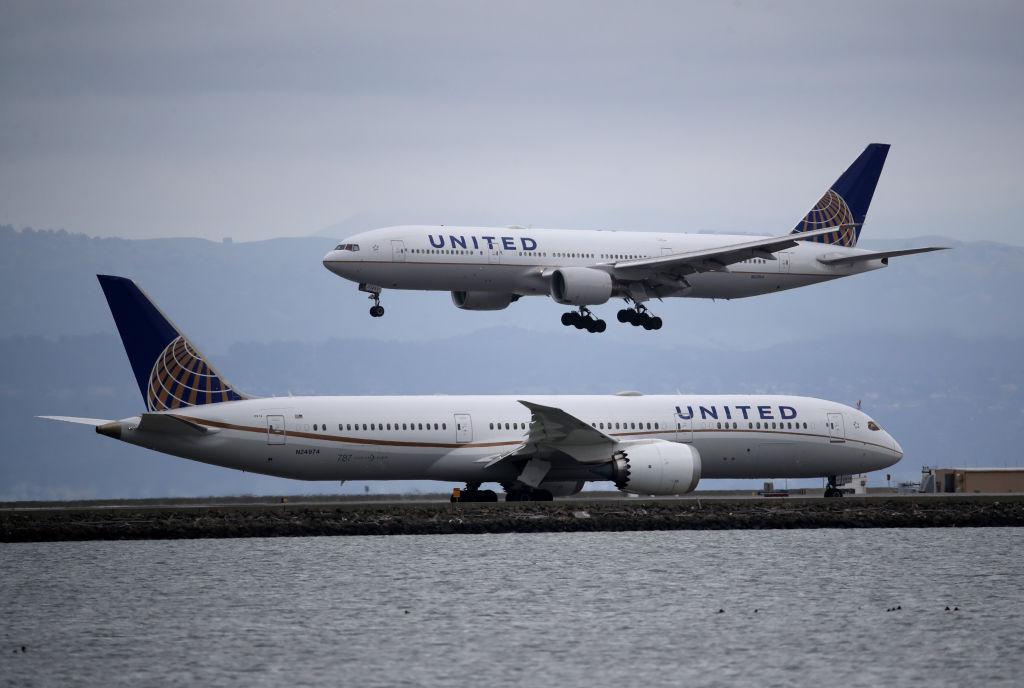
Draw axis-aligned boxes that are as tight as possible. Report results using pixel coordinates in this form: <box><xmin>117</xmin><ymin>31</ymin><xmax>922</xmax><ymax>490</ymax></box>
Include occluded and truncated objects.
<box><xmin>796</xmin><ymin>189</ymin><xmax>858</xmax><ymax>247</ymax></box>
<box><xmin>146</xmin><ymin>336</ymin><xmax>244</xmax><ymax>411</ymax></box>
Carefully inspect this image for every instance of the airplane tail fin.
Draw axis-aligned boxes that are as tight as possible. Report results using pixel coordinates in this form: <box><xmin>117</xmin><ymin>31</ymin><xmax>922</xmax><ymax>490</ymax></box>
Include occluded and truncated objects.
<box><xmin>792</xmin><ymin>143</ymin><xmax>890</xmax><ymax>247</ymax></box>
<box><xmin>97</xmin><ymin>275</ymin><xmax>248</xmax><ymax>411</ymax></box>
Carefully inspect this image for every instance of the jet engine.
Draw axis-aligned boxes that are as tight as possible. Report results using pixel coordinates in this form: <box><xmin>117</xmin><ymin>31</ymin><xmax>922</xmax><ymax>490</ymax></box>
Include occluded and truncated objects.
<box><xmin>611</xmin><ymin>440</ymin><xmax>701</xmax><ymax>495</ymax></box>
<box><xmin>451</xmin><ymin>291</ymin><xmax>517</xmax><ymax>311</ymax></box>
<box><xmin>550</xmin><ymin>268</ymin><xmax>614</xmax><ymax>306</ymax></box>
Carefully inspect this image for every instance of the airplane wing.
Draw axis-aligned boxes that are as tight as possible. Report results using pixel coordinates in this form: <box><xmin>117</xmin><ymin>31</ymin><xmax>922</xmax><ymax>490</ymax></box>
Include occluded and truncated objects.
<box><xmin>481</xmin><ymin>401</ymin><xmax>617</xmax><ymax>467</ymax></box>
<box><xmin>610</xmin><ymin>225</ymin><xmax>842</xmax><ymax>279</ymax></box>
<box><xmin>816</xmin><ymin>246</ymin><xmax>949</xmax><ymax>265</ymax></box>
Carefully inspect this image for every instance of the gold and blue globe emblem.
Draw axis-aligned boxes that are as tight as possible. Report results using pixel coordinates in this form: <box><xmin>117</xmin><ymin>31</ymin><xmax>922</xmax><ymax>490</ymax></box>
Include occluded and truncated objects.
<box><xmin>146</xmin><ymin>336</ymin><xmax>241</xmax><ymax>411</ymax></box>
<box><xmin>798</xmin><ymin>189</ymin><xmax>857</xmax><ymax>247</ymax></box>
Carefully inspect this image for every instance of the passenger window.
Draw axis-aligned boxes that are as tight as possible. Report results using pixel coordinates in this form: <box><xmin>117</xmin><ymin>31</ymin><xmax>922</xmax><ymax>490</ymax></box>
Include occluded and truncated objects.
<box><xmin>655</xmin><ymin>422</ymin><xmax>659</xmax><ymax>429</ymax></box>
<box><xmin>442</xmin><ymin>423</ymin><xmax>446</xmax><ymax>430</ymax></box>
<box><xmin>490</xmin><ymin>423</ymin><xmax>494</xmax><ymax>430</ymax></box>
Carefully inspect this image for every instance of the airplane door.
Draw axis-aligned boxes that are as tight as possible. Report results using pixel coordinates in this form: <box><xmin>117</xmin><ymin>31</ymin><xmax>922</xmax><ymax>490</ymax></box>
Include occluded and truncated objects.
<box><xmin>391</xmin><ymin>240</ymin><xmax>406</xmax><ymax>262</ymax></box>
<box><xmin>267</xmin><ymin>415</ymin><xmax>286</xmax><ymax>445</ymax></box>
<box><xmin>661</xmin><ymin>247</ymin><xmax>673</xmax><ymax>257</ymax></box>
<box><xmin>827</xmin><ymin>413</ymin><xmax>845</xmax><ymax>443</ymax></box>
<box><xmin>487</xmin><ymin>246</ymin><xmax>499</xmax><ymax>264</ymax></box>
<box><xmin>780</xmin><ymin>252</ymin><xmax>791</xmax><ymax>273</ymax></box>
<box><xmin>676</xmin><ymin>418</ymin><xmax>693</xmax><ymax>443</ymax></box>
<box><xmin>454</xmin><ymin>414</ymin><xmax>472</xmax><ymax>443</ymax></box>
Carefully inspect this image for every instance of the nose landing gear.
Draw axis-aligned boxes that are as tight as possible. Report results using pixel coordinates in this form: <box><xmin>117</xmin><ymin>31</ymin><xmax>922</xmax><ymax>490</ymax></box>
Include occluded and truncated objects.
<box><xmin>560</xmin><ymin>307</ymin><xmax>606</xmax><ymax>333</ymax></box>
<box><xmin>617</xmin><ymin>304</ymin><xmax>662</xmax><ymax>330</ymax></box>
<box><xmin>359</xmin><ymin>283</ymin><xmax>385</xmax><ymax>317</ymax></box>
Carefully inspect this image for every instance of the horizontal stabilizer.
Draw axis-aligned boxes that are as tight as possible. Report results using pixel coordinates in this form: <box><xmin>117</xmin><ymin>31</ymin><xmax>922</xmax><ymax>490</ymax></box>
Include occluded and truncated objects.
<box><xmin>817</xmin><ymin>246</ymin><xmax>949</xmax><ymax>265</ymax></box>
<box><xmin>37</xmin><ymin>415</ymin><xmax>113</xmax><ymax>426</ymax></box>
<box><xmin>137</xmin><ymin>413</ymin><xmax>212</xmax><ymax>435</ymax></box>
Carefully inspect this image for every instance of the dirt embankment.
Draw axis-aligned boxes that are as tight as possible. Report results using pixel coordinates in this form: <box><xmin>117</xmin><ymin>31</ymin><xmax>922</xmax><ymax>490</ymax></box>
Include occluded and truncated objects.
<box><xmin>3</xmin><ymin>496</ymin><xmax>1024</xmax><ymax>542</ymax></box>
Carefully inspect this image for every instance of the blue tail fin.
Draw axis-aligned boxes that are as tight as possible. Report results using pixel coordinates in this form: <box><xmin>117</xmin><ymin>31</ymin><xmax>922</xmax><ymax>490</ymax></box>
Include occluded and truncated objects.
<box><xmin>792</xmin><ymin>143</ymin><xmax>890</xmax><ymax>247</ymax></box>
<box><xmin>97</xmin><ymin>275</ymin><xmax>247</xmax><ymax>411</ymax></box>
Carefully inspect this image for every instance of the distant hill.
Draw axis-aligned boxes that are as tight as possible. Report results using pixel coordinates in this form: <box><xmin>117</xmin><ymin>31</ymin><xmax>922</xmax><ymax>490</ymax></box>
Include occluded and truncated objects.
<box><xmin>1</xmin><ymin>224</ymin><xmax>1021</xmax><ymax>499</ymax></box>
<box><xmin>2</xmin><ymin>224</ymin><xmax>1021</xmax><ymax>353</ymax></box>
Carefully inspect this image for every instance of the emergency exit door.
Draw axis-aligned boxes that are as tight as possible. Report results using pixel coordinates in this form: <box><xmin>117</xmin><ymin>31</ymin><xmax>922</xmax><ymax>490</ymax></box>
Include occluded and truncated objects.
<box><xmin>454</xmin><ymin>414</ymin><xmax>473</xmax><ymax>443</ymax></box>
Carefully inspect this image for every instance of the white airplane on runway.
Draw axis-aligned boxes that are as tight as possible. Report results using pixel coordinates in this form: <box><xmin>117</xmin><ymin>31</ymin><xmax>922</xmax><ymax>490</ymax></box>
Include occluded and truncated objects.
<box><xmin>41</xmin><ymin>276</ymin><xmax>901</xmax><ymax>500</ymax></box>
<box><xmin>324</xmin><ymin>144</ymin><xmax>945</xmax><ymax>332</ymax></box>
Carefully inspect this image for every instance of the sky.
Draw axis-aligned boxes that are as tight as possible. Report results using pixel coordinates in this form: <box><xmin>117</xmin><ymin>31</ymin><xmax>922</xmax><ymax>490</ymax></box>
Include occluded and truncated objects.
<box><xmin>1</xmin><ymin>1</ymin><xmax>1022</xmax><ymax>244</ymax></box>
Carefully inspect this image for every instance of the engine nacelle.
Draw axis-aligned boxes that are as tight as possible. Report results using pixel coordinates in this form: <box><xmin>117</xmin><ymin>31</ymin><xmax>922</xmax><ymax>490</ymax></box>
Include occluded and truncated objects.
<box><xmin>612</xmin><ymin>441</ymin><xmax>701</xmax><ymax>495</ymax></box>
<box><xmin>550</xmin><ymin>268</ymin><xmax>613</xmax><ymax>306</ymax></box>
<box><xmin>451</xmin><ymin>291</ymin><xmax>517</xmax><ymax>311</ymax></box>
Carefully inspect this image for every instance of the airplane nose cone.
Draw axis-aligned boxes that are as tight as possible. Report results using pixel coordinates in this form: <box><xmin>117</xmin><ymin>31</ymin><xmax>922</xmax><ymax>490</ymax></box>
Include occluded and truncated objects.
<box><xmin>892</xmin><ymin>436</ymin><xmax>904</xmax><ymax>459</ymax></box>
<box><xmin>323</xmin><ymin>250</ymin><xmax>342</xmax><ymax>273</ymax></box>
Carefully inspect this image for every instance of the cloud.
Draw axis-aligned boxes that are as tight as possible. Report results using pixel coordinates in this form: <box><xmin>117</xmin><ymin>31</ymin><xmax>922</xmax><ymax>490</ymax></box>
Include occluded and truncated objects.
<box><xmin>1</xmin><ymin>1</ymin><xmax>1022</xmax><ymax>241</ymax></box>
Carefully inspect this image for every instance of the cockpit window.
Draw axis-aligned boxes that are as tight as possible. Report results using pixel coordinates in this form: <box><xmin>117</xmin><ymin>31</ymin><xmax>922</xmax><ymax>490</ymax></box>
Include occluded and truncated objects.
<box><xmin>334</xmin><ymin>243</ymin><xmax>360</xmax><ymax>251</ymax></box>
<box><xmin>867</xmin><ymin>421</ymin><xmax>880</xmax><ymax>431</ymax></box>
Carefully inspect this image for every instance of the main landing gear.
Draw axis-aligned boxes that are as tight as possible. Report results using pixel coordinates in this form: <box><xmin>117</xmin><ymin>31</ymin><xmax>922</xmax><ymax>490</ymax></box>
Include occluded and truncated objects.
<box><xmin>823</xmin><ymin>475</ymin><xmax>845</xmax><ymax>498</ymax></box>
<box><xmin>561</xmin><ymin>306</ymin><xmax>607</xmax><ymax>333</ymax></box>
<box><xmin>451</xmin><ymin>482</ymin><xmax>498</xmax><ymax>503</ymax></box>
<box><xmin>502</xmin><ymin>483</ymin><xmax>554</xmax><ymax>501</ymax></box>
<box><xmin>359</xmin><ymin>283</ymin><xmax>385</xmax><ymax>317</ymax></box>
<box><xmin>617</xmin><ymin>304</ymin><xmax>662</xmax><ymax>330</ymax></box>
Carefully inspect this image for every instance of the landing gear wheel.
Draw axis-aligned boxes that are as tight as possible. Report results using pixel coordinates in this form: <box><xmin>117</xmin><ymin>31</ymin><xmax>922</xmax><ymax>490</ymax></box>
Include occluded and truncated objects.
<box><xmin>619</xmin><ymin>302</ymin><xmax>661</xmax><ymax>330</ymax></box>
<box><xmin>561</xmin><ymin>307</ymin><xmax>605</xmax><ymax>333</ymax></box>
<box><xmin>452</xmin><ymin>483</ymin><xmax>498</xmax><ymax>503</ymax></box>
<box><xmin>824</xmin><ymin>476</ymin><xmax>844</xmax><ymax>498</ymax></box>
<box><xmin>364</xmin><ymin>286</ymin><xmax>385</xmax><ymax>318</ymax></box>
<box><xmin>504</xmin><ymin>487</ymin><xmax>555</xmax><ymax>501</ymax></box>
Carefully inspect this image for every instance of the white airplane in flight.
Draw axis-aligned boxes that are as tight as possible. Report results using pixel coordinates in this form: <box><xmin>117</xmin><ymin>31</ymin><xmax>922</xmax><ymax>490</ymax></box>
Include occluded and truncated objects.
<box><xmin>324</xmin><ymin>144</ymin><xmax>945</xmax><ymax>332</ymax></box>
<box><xmin>41</xmin><ymin>276</ymin><xmax>901</xmax><ymax>500</ymax></box>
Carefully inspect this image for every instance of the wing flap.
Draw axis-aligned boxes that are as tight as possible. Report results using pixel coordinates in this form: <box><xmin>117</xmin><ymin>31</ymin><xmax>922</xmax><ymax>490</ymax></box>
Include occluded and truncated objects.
<box><xmin>516</xmin><ymin>400</ymin><xmax>618</xmax><ymax>464</ymax></box>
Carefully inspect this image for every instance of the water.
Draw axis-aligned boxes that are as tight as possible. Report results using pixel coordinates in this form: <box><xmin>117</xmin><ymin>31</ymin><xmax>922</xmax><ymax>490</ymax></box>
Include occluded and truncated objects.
<box><xmin>2</xmin><ymin>529</ymin><xmax>1022</xmax><ymax>687</ymax></box>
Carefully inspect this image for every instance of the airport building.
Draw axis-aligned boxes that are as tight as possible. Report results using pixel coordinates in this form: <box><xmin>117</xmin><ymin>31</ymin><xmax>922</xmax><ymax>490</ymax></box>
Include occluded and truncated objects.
<box><xmin>920</xmin><ymin>466</ymin><xmax>1024</xmax><ymax>494</ymax></box>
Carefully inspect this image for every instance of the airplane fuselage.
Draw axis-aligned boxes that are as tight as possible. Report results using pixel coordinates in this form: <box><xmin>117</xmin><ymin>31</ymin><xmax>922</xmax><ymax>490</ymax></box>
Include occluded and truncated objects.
<box><xmin>323</xmin><ymin>225</ymin><xmax>888</xmax><ymax>301</ymax></box>
<box><xmin>103</xmin><ymin>393</ymin><xmax>902</xmax><ymax>486</ymax></box>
